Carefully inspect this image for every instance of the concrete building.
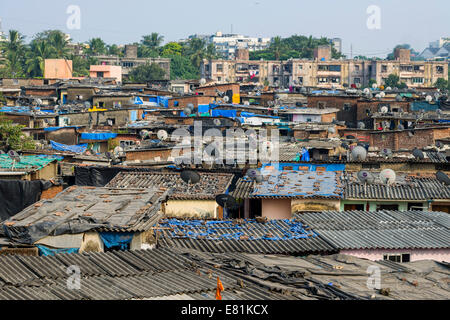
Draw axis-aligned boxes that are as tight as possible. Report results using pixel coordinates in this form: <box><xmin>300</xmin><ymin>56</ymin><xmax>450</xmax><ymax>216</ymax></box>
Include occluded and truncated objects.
<box><xmin>189</xmin><ymin>31</ymin><xmax>271</xmax><ymax>60</ymax></box>
<box><xmin>89</xmin><ymin>65</ymin><xmax>122</xmax><ymax>83</ymax></box>
<box><xmin>44</xmin><ymin>59</ymin><xmax>73</xmax><ymax>79</ymax></box>
<box><xmin>201</xmin><ymin>47</ymin><xmax>448</xmax><ymax>88</ymax></box>
<box><xmin>95</xmin><ymin>45</ymin><xmax>170</xmax><ymax>80</ymax></box>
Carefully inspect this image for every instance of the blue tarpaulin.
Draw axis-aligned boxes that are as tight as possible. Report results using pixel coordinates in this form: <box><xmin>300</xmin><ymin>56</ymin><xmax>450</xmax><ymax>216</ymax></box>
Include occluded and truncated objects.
<box><xmin>211</xmin><ymin>109</ymin><xmax>237</xmax><ymax>118</ymax></box>
<box><xmin>157</xmin><ymin>96</ymin><xmax>169</xmax><ymax>108</ymax></box>
<box><xmin>99</xmin><ymin>232</ymin><xmax>134</xmax><ymax>250</ymax></box>
<box><xmin>264</xmin><ymin>163</ymin><xmax>345</xmax><ymax>172</ymax></box>
<box><xmin>81</xmin><ymin>132</ymin><xmax>117</xmax><ymax>140</ymax></box>
<box><xmin>410</xmin><ymin>101</ymin><xmax>439</xmax><ymax>112</ymax></box>
<box><xmin>198</xmin><ymin>104</ymin><xmax>210</xmax><ymax>114</ymax></box>
<box><xmin>50</xmin><ymin>140</ymin><xmax>87</xmax><ymax>153</ymax></box>
<box><xmin>36</xmin><ymin>245</ymin><xmax>79</xmax><ymax>256</ymax></box>
<box><xmin>44</xmin><ymin>126</ymin><xmax>80</xmax><ymax>132</ymax></box>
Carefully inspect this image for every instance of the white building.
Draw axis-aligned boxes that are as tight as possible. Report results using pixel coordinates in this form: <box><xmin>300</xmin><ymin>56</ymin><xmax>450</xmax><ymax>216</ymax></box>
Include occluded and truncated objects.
<box><xmin>419</xmin><ymin>37</ymin><xmax>450</xmax><ymax>60</ymax></box>
<box><xmin>188</xmin><ymin>31</ymin><xmax>271</xmax><ymax>60</ymax></box>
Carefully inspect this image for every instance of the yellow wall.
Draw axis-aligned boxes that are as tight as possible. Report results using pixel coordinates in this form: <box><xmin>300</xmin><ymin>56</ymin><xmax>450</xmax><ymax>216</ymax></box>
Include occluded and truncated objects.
<box><xmin>291</xmin><ymin>199</ymin><xmax>340</xmax><ymax>212</ymax></box>
<box><xmin>165</xmin><ymin>200</ymin><xmax>218</xmax><ymax>219</ymax></box>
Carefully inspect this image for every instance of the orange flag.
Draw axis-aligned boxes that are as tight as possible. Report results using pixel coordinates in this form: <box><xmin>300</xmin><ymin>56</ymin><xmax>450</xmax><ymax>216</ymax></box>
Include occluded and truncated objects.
<box><xmin>216</xmin><ymin>277</ymin><xmax>224</xmax><ymax>300</ymax></box>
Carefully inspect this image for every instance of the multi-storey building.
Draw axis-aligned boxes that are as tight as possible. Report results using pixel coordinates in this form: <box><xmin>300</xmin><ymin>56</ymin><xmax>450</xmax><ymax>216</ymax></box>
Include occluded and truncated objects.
<box><xmin>201</xmin><ymin>47</ymin><xmax>448</xmax><ymax>89</ymax></box>
<box><xmin>95</xmin><ymin>45</ymin><xmax>170</xmax><ymax>80</ymax></box>
<box><xmin>188</xmin><ymin>31</ymin><xmax>271</xmax><ymax>60</ymax></box>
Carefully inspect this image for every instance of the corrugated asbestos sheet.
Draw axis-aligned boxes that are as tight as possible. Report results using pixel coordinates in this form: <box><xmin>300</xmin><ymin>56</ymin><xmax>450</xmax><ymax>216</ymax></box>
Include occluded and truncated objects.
<box><xmin>105</xmin><ymin>171</ymin><xmax>234</xmax><ymax>200</ymax></box>
<box><xmin>155</xmin><ymin>218</ymin><xmax>336</xmax><ymax>254</ymax></box>
<box><xmin>295</xmin><ymin>210</ymin><xmax>450</xmax><ymax>250</ymax></box>
<box><xmin>249</xmin><ymin>169</ymin><xmax>343</xmax><ymax>199</ymax></box>
<box><xmin>0</xmin><ymin>247</ymin><xmax>449</xmax><ymax>300</ymax></box>
<box><xmin>1</xmin><ymin>186</ymin><xmax>169</xmax><ymax>244</ymax></box>
<box><xmin>344</xmin><ymin>174</ymin><xmax>450</xmax><ymax>200</ymax></box>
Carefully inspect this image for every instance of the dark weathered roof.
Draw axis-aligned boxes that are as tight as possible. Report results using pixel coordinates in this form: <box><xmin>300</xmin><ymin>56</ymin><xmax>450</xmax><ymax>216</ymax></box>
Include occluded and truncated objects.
<box><xmin>295</xmin><ymin>210</ymin><xmax>450</xmax><ymax>250</ymax></box>
<box><xmin>1</xmin><ymin>186</ymin><xmax>169</xmax><ymax>244</ymax></box>
<box><xmin>106</xmin><ymin>171</ymin><xmax>234</xmax><ymax>200</ymax></box>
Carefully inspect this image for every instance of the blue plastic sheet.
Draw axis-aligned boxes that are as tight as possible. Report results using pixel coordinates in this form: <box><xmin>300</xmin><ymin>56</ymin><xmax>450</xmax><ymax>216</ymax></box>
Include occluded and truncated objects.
<box><xmin>301</xmin><ymin>148</ymin><xmax>310</xmax><ymax>162</ymax></box>
<box><xmin>99</xmin><ymin>232</ymin><xmax>134</xmax><ymax>250</ymax></box>
<box><xmin>50</xmin><ymin>140</ymin><xmax>87</xmax><ymax>153</ymax></box>
<box><xmin>268</xmin><ymin>163</ymin><xmax>345</xmax><ymax>172</ymax></box>
<box><xmin>36</xmin><ymin>245</ymin><xmax>79</xmax><ymax>256</ymax></box>
<box><xmin>159</xmin><ymin>218</ymin><xmax>317</xmax><ymax>241</ymax></box>
<box><xmin>81</xmin><ymin>132</ymin><xmax>117</xmax><ymax>140</ymax></box>
<box><xmin>410</xmin><ymin>101</ymin><xmax>439</xmax><ymax>112</ymax></box>
<box><xmin>211</xmin><ymin>109</ymin><xmax>237</xmax><ymax>118</ymax></box>
<box><xmin>44</xmin><ymin>126</ymin><xmax>79</xmax><ymax>132</ymax></box>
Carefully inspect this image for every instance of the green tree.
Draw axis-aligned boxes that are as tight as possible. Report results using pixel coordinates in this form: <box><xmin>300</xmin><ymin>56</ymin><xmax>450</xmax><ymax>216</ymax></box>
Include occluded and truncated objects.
<box><xmin>25</xmin><ymin>40</ymin><xmax>53</xmax><ymax>77</ymax></box>
<box><xmin>270</xmin><ymin>36</ymin><xmax>285</xmax><ymax>60</ymax></box>
<box><xmin>142</xmin><ymin>33</ymin><xmax>164</xmax><ymax>49</ymax></box>
<box><xmin>185</xmin><ymin>38</ymin><xmax>207</xmax><ymax>68</ymax></box>
<box><xmin>434</xmin><ymin>78</ymin><xmax>449</xmax><ymax>91</ymax></box>
<box><xmin>86</xmin><ymin>38</ymin><xmax>107</xmax><ymax>56</ymax></box>
<box><xmin>161</xmin><ymin>42</ymin><xmax>182</xmax><ymax>57</ymax></box>
<box><xmin>0</xmin><ymin>118</ymin><xmax>35</xmax><ymax>151</ymax></box>
<box><xmin>107</xmin><ymin>44</ymin><xmax>123</xmax><ymax>57</ymax></box>
<box><xmin>128</xmin><ymin>62</ymin><xmax>166</xmax><ymax>82</ymax></box>
<box><xmin>384</xmin><ymin>74</ymin><xmax>407</xmax><ymax>89</ymax></box>
<box><xmin>0</xmin><ymin>30</ymin><xmax>27</xmax><ymax>77</ymax></box>
<box><xmin>168</xmin><ymin>55</ymin><xmax>199</xmax><ymax>80</ymax></box>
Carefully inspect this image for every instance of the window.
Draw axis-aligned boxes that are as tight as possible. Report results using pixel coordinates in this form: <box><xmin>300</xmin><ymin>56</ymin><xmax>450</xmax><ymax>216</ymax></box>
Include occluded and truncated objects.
<box><xmin>98</xmin><ymin>102</ymin><xmax>105</xmax><ymax>107</ymax></box>
<box><xmin>329</xmin><ymin>65</ymin><xmax>341</xmax><ymax>72</ymax></box>
<box><xmin>217</xmin><ymin>77</ymin><xmax>222</xmax><ymax>82</ymax></box>
<box><xmin>216</xmin><ymin>64</ymin><xmax>223</xmax><ymax>72</ymax></box>
<box><xmin>381</xmin><ymin>65</ymin><xmax>387</xmax><ymax>73</ymax></box>
<box><xmin>412</xmin><ymin>77</ymin><xmax>424</xmax><ymax>84</ymax></box>
<box><xmin>106</xmin><ymin>118</ymin><xmax>115</xmax><ymax>126</ymax></box>
<box><xmin>43</xmin><ymin>80</ymin><xmax>49</xmax><ymax>85</ymax></box>
<box><xmin>362</xmin><ymin>163</ymin><xmax>380</xmax><ymax>169</ymax></box>
<box><xmin>436</xmin><ymin>66</ymin><xmax>444</xmax><ymax>74</ymax></box>
<box><xmin>383</xmin><ymin>254</ymin><xmax>410</xmax><ymax>263</ymax></box>
<box><xmin>413</xmin><ymin>65</ymin><xmax>424</xmax><ymax>72</ymax></box>
<box><xmin>343</xmin><ymin>103</ymin><xmax>351</xmax><ymax>111</ymax></box>
<box><xmin>298</xmin><ymin>77</ymin><xmax>303</xmax><ymax>84</ymax></box>
<box><xmin>97</xmin><ymin>72</ymin><xmax>104</xmax><ymax>78</ymax></box>
<box><xmin>354</xmin><ymin>65</ymin><xmax>360</xmax><ymax>71</ymax></box>
<box><xmin>330</xmin><ymin>77</ymin><xmax>340</xmax><ymax>83</ymax></box>
<box><xmin>400</xmin><ymin>65</ymin><xmax>413</xmax><ymax>72</ymax></box>
<box><xmin>122</xmin><ymin>62</ymin><xmax>134</xmax><ymax>68</ymax></box>
<box><xmin>354</xmin><ymin>77</ymin><xmax>361</xmax><ymax>84</ymax></box>
<box><xmin>318</xmin><ymin>77</ymin><xmax>328</xmax><ymax>83</ymax></box>
<box><xmin>318</xmin><ymin>102</ymin><xmax>326</xmax><ymax>108</ymax></box>
<box><xmin>298</xmin><ymin>65</ymin><xmax>303</xmax><ymax>70</ymax></box>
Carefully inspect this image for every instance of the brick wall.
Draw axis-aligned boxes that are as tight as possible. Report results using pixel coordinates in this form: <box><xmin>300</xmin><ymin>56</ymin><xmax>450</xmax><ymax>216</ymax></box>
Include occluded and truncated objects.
<box><xmin>168</xmin><ymin>96</ymin><xmax>215</xmax><ymax>108</ymax></box>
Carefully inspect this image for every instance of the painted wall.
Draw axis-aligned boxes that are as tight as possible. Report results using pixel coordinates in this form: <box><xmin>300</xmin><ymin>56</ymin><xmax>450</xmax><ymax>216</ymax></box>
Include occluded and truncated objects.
<box><xmin>90</xmin><ymin>65</ymin><xmax>122</xmax><ymax>83</ymax></box>
<box><xmin>262</xmin><ymin>199</ymin><xmax>292</xmax><ymax>219</ymax></box>
<box><xmin>165</xmin><ymin>200</ymin><xmax>218</xmax><ymax>219</ymax></box>
<box><xmin>292</xmin><ymin>198</ymin><xmax>340</xmax><ymax>213</ymax></box>
<box><xmin>44</xmin><ymin>59</ymin><xmax>73</xmax><ymax>79</ymax></box>
<box><xmin>341</xmin><ymin>248</ymin><xmax>450</xmax><ymax>263</ymax></box>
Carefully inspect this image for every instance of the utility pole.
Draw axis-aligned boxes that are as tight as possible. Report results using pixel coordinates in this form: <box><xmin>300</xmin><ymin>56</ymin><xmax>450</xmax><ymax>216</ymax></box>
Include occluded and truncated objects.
<box><xmin>350</xmin><ymin>44</ymin><xmax>353</xmax><ymax>60</ymax></box>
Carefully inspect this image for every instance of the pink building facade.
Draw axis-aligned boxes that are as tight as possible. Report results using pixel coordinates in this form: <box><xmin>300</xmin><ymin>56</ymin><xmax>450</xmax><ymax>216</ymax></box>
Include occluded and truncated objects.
<box><xmin>90</xmin><ymin>65</ymin><xmax>122</xmax><ymax>83</ymax></box>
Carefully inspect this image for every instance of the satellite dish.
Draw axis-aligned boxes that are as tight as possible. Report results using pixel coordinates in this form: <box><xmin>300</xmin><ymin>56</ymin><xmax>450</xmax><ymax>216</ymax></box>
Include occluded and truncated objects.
<box><xmin>372</xmin><ymin>83</ymin><xmax>378</xmax><ymax>89</ymax></box>
<box><xmin>200</xmin><ymin>78</ymin><xmax>206</xmax><ymax>85</ymax></box>
<box><xmin>412</xmin><ymin>148</ymin><xmax>424</xmax><ymax>160</ymax></box>
<box><xmin>357</xmin><ymin>122</ymin><xmax>366</xmax><ymax>129</ymax></box>
<box><xmin>351</xmin><ymin>146</ymin><xmax>367</xmax><ymax>161</ymax></box>
<box><xmin>7</xmin><ymin>150</ymin><xmax>21</xmax><ymax>167</ymax></box>
<box><xmin>363</xmin><ymin>88</ymin><xmax>370</xmax><ymax>95</ymax></box>
<box><xmin>425</xmin><ymin>95</ymin><xmax>433</xmax><ymax>102</ymax></box>
<box><xmin>375</xmin><ymin>94</ymin><xmax>381</xmax><ymax>100</ymax></box>
<box><xmin>157</xmin><ymin>129</ymin><xmax>169</xmax><ymax>141</ymax></box>
<box><xmin>357</xmin><ymin>170</ymin><xmax>374</xmax><ymax>184</ymax></box>
<box><xmin>223</xmin><ymin>96</ymin><xmax>230</xmax><ymax>103</ymax></box>
<box><xmin>114</xmin><ymin>146</ymin><xmax>124</xmax><ymax>156</ymax></box>
<box><xmin>437</xmin><ymin>109</ymin><xmax>443</xmax><ymax>115</ymax></box>
<box><xmin>328</xmin><ymin>127</ymin><xmax>336</xmax><ymax>134</ymax></box>
<box><xmin>140</xmin><ymin>130</ymin><xmax>150</xmax><ymax>139</ymax></box>
<box><xmin>35</xmin><ymin>98</ymin><xmax>43</xmax><ymax>106</ymax></box>
<box><xmin>183</xmin><ymin>107</ymin><xmax>193</xmax><ymax>115</ymax></box>
<box><xmin>380</xmin><ymin>169</ymin><xmax>396</xmax><ymax>185</ymax></box>
<box><xmin>84</xmin><ymin>101</ymin><xmax>91</xmax><ymax>109</ymax></box>
<box><xmin>386</xmin><ymin>87</ymin><xmax>392</xmax><ymax>91</ymax></box>
<box><xmin>436</xmin><ymin>171</ymin><xmax>450</xmax><ymax>186</ymax></box>
<box><xmin>215</xmin><ymin>194</ymin><xmax>238</xmax><ymax>210</ymax></box>
<box><xmin>379</xmin><ymin>92</ymin><xmax>385</xmax><ymax>98</ymax></box>
<box><xmin>213</xmin><ymin>118</ymin><xmax>221</xmax><ymax>126</ymax></box>
<box><xmin>243</xmin><ymin>101</ymin><xmax>250</xmax><ymax>106</ymax></box>
<box><xmin>380</xmin><ymin>148</ymin><xmax>393</xmax><ymax>159</ymax></box>
<box><xmin>180</xmin><ymin>170</ymin><xmax>201</xmax><ymax>184</ymax></box>
<box><xmin>380</xmin><ymin>106</ymin><xmax>388</xmax><ymax>113</ymax></box>
<box><xmin>397</xmin><ymin>124</ymin><xmax>405</xmax><ymax>130</ymax></box>
<box><xmin>396</xmin><ymin>95</ymin><xmax>403</xmax><ymax>102</ymax></box>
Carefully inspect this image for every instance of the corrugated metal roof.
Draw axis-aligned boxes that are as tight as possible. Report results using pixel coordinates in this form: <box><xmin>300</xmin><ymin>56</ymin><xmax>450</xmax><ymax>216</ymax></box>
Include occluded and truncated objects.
<box><xmin>344</xmin><ymin>173</ymin><xmax>450</xmax><ymax>200</ymax></box>
<box><xmin>155</xmin><ymin>218</ymin><xmax>336</xmax><ymax>254</ymax></box>
<box><xmin>295</xmin><ymin>210</ymin><xmax>450</xmax><ymax>250</ymax></box>
<box><xmin>0</xmin><ymin>154</ymin><xmax>59</xmax><ymax>171</ymax></box>
<box><xmin>106</xmin><ymin>171</ymin><xmax>234</xmax><ymax>200</ymax></box>
<box><xmin>1</xmin><ymin>186</ymin><xmax>169</xmax><ymax>244</ymax></box>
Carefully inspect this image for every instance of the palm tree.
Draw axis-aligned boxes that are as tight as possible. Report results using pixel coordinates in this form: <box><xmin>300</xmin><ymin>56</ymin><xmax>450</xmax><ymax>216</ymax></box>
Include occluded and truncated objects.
<box><xmin>187</xmin><ymin>38</ymin><xmax>207</xmax><ymax>68</ymax></box>
<box><xmin>141</xmin><ymin>33</ymin><xmax>164</xmax><ymax>49</ymax></box>
<box><xmin>270</xmin><ymin>36</ymin><xmax>284</xmax><ymax>60</ymax></box>
<box><xmin>87</xmin><ymin>38</ymin><xmax>107</xmax><ymax>56</ymax></box>
<box><xmin>0</xmin><ymin>30</ymin><xmax>26</xmax><ymax>77</ymax></box>
<box><xmin>25</xmin><ymin>40</ymin><xmax>53</xmax><ymax>77</ymax></box>
<box><xmin>48</xmin><ymin>31</ymin><xmax>70</xmax><ymax>59</ymax></box>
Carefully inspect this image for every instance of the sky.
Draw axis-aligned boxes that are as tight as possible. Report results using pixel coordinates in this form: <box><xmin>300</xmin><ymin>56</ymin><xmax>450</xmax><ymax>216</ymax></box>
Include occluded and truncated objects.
<box><xmin>0</xmin><ymin>0</ymin><xmax>449</xmax><ymax>58</ymax></box>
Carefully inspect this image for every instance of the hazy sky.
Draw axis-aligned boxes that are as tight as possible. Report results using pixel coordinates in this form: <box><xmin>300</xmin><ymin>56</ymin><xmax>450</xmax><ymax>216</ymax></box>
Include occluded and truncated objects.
<box><xmin>0</xmin><ymin>0</ymin><xmax>449</xmax><ymax>57</ymax></box>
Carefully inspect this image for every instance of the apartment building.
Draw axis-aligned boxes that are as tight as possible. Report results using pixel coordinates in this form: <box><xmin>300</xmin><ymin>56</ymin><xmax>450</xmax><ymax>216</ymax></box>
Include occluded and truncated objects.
<box><xmin>201</xmin><ymin>47</ymin><xmax>448</xmax><ymax>89</ymax></box>
<box><xmin>95</xmin><ymin>45</ymin><xmax>170</xmax><ymax>80</ymax></box>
